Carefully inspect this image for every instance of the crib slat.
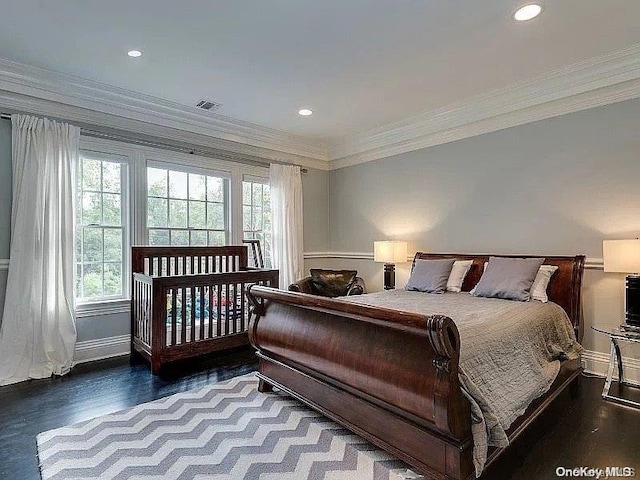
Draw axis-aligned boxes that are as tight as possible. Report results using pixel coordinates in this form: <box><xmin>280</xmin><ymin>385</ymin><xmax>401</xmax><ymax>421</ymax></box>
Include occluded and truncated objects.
<box><xmin>207</xmin><ymin>285</ymin><xmax>215</xmax><ymax>338</ymax></box>
<box><xmin>199</xmin><ymin>286</ymin><xmax>205</xmax><ymax>340</ymax></box>
<box><xmin>217</xmin><ymin>285</ymin><xmax>222</xmax><ymax>338</ymax></box>
<box><xmin>171</xmin><ymin>288</ymin><xmax>177</xmax><ymax>346</ymax></box>
<box><xmin>225</xmin><ymin>282</ymin><xmax>230</xmax><ymax>336</ymax></box>
<box><xmin>190</xmin><ymin>286</ymin><xmax>196</xmax><ymax>343</ymax></box>
<box><xmin>240</xmin><ymin>282</ymin><xmax>245</xmax><ymax>333</ymax></box>
<box><xmin>181</xmin><ymin>287</ymin><xmax>187</xmax><ymax>345</ymax></box>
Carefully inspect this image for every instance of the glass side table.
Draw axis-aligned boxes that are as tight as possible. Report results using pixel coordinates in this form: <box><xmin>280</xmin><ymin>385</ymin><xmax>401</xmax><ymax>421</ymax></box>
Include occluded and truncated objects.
<box><xmin>591</xmin><ymin>326</ymin><xmax>640</xmax><ymax>408</ymax></box>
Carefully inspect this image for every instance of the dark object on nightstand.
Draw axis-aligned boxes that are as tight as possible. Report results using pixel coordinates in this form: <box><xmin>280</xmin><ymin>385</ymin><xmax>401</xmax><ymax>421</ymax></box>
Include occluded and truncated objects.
<box><xmin>289</xmin><ymin>269</ymin><xmax>366</xmax><ymax>297</ymax></box>
<box><xmin>625</xmin><ymin>275</ymin><xmax>640</xmax><ymax>327</ymax></box>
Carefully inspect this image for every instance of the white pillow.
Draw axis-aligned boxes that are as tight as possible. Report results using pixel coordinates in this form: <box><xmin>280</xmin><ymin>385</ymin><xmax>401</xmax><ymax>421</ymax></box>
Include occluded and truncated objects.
<box><xmin>530</xmin><ymin>265</ymin><xmax>558</xmax><ymax>303</ymax></box>
<box><xmin>446</xmin><ymin>260</ymin><xmax>473</xmax><ymax>292</ymax></box>
<box><xmin>470</xmin><ymin>263</ymin><xmax>558</xmax><ymax>302</ymax></box>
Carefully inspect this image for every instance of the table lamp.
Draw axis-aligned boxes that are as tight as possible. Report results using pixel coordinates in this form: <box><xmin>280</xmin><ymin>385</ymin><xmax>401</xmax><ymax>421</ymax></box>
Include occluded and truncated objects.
<box><xmin>603</xmin><ymin>239</ymin><xmax>640</xmax><ymax>330</ymax></box>
<box><xmin>374</xmin><ymin>241</ymin><xmax>408</xmax><ymax>290</ymax></box>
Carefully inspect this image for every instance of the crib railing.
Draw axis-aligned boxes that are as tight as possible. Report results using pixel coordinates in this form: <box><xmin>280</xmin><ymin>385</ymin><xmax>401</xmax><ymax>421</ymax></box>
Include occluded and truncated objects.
<box><xmin>132</xmin><ymin>246</ymin><xmax>248</xmax><ymax>277</ymax></box>
<box><xmin>132</xmin><ymin>268</ymin><xmax>278</xmax><ymax>372</ymax></box>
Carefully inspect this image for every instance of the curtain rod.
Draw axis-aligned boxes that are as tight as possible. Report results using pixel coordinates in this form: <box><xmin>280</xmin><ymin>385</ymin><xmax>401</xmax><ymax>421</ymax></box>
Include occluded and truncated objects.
<box><xmin>0</xmin><ymin>113</ymin><xmax>309</xmax><ymax>173</ymax></box>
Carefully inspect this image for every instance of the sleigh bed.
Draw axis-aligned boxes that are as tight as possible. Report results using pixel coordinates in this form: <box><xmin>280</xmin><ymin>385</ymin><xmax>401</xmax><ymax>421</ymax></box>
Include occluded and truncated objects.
<box><xmin>131</xmin><ymin>245</ymin><xmax>278</xmax><ymax>373</ymax></box>
<box><xmin>247</xmin><ymin>253</ymin><xmax>585</xmax><ymax>479</ymax></box>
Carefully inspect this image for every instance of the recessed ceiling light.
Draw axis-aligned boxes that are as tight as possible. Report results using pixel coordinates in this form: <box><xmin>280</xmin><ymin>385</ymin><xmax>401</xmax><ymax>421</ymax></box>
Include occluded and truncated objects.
<box><xmin>298</xmin><ymin>108</ymin><xmax>313</xmax><ymax>116</ymax></box>
<box><xmin>127</xmin><ymin>49</ymin><xmax>143</xmax><ymax>58</ymax></box>
<box><xmin>513</xmin><ymin>4</ymin><xmax>542</xmax><ymax>21</ymax></box>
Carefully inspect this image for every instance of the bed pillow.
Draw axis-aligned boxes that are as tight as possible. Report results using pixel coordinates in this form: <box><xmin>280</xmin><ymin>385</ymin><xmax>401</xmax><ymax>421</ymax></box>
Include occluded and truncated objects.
<box><xmin>405</xmin><ymin>259</ymin><xmax>455</xmax><ymax>293</ymax></box>
<box><xmin>473</xmin><ymin>257</ymin><xmax>544</xmax><ymax>301</ymax></box>
<box><xmin>446</xmin><ymin>260</ymin><xmax>473</xmax><ymax>292</ymax></box>
<box><xmin>530</xmin><ymin>265</ymin><xmax>559</xmax><ymax>303</ymax></box>
<box><xmin>310</xmin><ymin>269</ymin><xmax>357</xmax><ymax>297</ymax></box>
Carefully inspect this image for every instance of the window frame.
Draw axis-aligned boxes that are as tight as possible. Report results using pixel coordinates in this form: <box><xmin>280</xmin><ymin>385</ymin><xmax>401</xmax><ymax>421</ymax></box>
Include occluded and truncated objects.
<box><xmin>242</xmin><ymin>174</ymin><xmax>272</xmax><ymax>268</ymax></box>
<box><xmin>74</xmin><ymin>136</ymin><xmax>270</xmax><ymax>313</ymax></box>
<box><xmin>75</xmin><ymin>149</ymin><xmax>131</xmax><ymax>306</ymax></box>
<box><xmin>145</xmin><ymin>159</ymin><xmax>233</xmax><ymax>247</ymax></box>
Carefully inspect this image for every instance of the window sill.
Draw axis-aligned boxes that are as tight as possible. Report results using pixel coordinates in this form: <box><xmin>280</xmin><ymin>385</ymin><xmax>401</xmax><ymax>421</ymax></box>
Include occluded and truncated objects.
<box><xmin>76</xmin><ymin>299</ymin><xmax>131</xmax><ymax>318</ymax></box>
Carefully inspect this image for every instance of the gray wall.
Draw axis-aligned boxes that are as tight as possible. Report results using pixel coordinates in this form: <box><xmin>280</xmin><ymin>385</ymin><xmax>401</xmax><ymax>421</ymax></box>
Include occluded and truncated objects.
<box><xmin>0</xmin><ymin>120</ymin><xmax>11</xmax><ymax>318</ymax></box>
<box><xmin>310</xmin><ymin>98</ymin><xmax>640</xmax><ymax>357</ymax></box>
<box><xmin>302</xmin><ymin>168</ymin><xmax>329</xmax><ymax>252</ymax></box>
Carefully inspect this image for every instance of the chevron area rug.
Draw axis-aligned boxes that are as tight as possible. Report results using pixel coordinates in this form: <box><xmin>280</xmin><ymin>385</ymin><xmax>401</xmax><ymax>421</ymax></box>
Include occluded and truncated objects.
<box><xmin>36</xmin><ymin>373</ymin><xmax>424</xmax><ymax>480</ymax></box>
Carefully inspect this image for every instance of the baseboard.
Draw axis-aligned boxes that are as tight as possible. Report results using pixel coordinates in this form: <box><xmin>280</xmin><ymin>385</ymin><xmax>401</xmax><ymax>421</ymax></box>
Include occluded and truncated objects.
<box><xmin>74</xmin><ymin>334</ymin><xmax>130</xmax><ymax>364</ymax></box>
<box><xmin>582</xmin><ymin>349</ymin><xmax>640</xmax><ymax>386</ymax></box>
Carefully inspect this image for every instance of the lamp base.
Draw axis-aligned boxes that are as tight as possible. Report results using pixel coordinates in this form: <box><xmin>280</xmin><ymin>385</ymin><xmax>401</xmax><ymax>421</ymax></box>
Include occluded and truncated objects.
<box><xmin>383</xmin><ymin>263</ymin><xmax>396</xmax><ymax>290</ymax></box>
<box><xmin>625</xmin><ymin>275</ymin><xmax>640</xmax><ymax>327</ymax></box>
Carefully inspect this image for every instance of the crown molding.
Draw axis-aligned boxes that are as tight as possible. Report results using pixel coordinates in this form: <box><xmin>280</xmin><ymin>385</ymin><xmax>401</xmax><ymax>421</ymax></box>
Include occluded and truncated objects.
<box><xmin>329</xmin><ymin>43</ymin><xmax>640</xmax><ymax>169</ymax></box>
<box><xmin>0</xmin><ymin>58</ymin><xmax>330</xmax><ymax>170</ymax></box>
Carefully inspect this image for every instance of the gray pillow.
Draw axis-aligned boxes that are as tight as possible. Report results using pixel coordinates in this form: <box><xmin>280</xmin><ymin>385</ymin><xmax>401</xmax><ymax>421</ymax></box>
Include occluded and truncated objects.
<box><xmin>473</xmin><ymin>257</ymin><xmax>544</xmax><ymax>301</ymax></box>
<box><xmin>405</xmin><ymin>259</ymin><xmax>455</xmax><ymax>293</ymax></box>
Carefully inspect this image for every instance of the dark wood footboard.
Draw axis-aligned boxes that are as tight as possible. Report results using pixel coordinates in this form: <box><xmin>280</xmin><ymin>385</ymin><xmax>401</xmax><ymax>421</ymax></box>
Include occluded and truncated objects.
<box><xmin>247</xmin><ymin>286</ymin><xmax>475</xmax><ymax>480</ymax></box>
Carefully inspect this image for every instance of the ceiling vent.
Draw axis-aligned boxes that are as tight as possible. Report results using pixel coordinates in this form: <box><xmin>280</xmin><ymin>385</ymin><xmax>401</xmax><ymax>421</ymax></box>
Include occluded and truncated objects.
<box><xmin>195</xmin><ymin>100</ymin><xmax>222</xmax><ymax>111</ymax></box>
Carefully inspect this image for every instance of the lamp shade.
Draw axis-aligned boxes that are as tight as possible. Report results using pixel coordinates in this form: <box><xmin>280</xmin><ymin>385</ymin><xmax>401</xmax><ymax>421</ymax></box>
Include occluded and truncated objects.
<box><xmin>603</xmin><ymin>239</ymin><xmax>640</xmax><ymax>273</ymax></box>
<box><xmin>373</xmin><ymin>241</ymin><xmax>408</xmax><ymax>264</ymax></box>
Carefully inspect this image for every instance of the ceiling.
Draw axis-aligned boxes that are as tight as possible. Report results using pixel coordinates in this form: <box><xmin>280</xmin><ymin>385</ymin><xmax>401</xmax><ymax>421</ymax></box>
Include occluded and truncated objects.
<box><xmin>0</xmin><ymin>1</ymin><xmax>639</xmax><ymax>147</ymax></box>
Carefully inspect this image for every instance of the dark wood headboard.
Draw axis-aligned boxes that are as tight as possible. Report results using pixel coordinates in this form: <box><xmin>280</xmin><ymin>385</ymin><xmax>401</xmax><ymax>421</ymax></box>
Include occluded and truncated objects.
<box><xmin>412</xmin><ymin>253</ymin><xmax>586</xmax><ymax>341</ymax></box>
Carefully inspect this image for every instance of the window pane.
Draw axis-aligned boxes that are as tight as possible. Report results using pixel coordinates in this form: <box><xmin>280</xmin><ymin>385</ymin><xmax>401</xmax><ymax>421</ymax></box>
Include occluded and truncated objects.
<box><xmin>189</xmin><ymin>173</ymin><xmax>206</xmax><ymax>200</ymax></box>
<box><xmin>82</xmin><ymin>263</ymin><xmax>103</xmax><ymax>298</ymax></box>
<box><xmin>169</xmin><ymin>170</ymin><xmax>188</xmax><ymax>199</ymax></box>
<box><xmin>189</xmin><ymin>201</ymin><xmax>206</xmax><ymax>228</ymax></box>
<box><xmin>147</xmin><ymin>197</ymin><xmax>168</xmax><ymax>227</ymax></box>
<box><xmin>169</xmin><ymin>199</ymin><xmax>188</xmax><ymax>228</ymax></box>
<box><xmin>82</xmin><ymin>159</ymin><xmax>101</xmax><ymax>191</ymax></box>
<box><xmin>243</xmin><ymin>205</ymin><xmax>252</xmax><ymax>231</ymax></box>
<box><xmin>252</xmin><ymin>183</ymin><xmax>263</xmax><ymax>205</ymax></box>
<box><xmin>208</xmin><ymin>231</ymin><xmax>225</xmax><ymax>246</ymax></box>
<box><xmin>252</xmin><ymin>206</ymin><xmax>263</xmax><ymax>230</ymax></box>
<box><xmin>83</xmin><ymin>228</ymin><xmax>103</xmax><ymax>262</ymax></box>
<box><xmin>190</xmin><ymin>230</ymin><xmax>207</xmax><ymax>246</ymax></box>
<box><xmin>171</xmin><ymin>230</ymin><xmax>189</xmax><ymax>246</ymax></box>
<box><xmin>149</xmin><ymin>229</ymin><xmax>170</xmax><ymax>246</ymax></box>
<box><xmin>76</xmin><ymin>264</ymin><xmax>83</xmax><ymax>298</ymax></box>
<box><xmin>102</xmin><ymin>193</ymin><xmax>121</xmax><ymax>226</ymax></box>
<box><xmin>207</xmin><ymin>177</ymin><xmax>224</xmax><ymax>202</ymax></box>
<box><xmin>147</xmin><ymin>168</ymin><xmax>167</xmax><ymax>197</ymax></box>
<box><xmin>207</xmin><ymin>202</ymin><xmax>224</xmax><ymax>229</ymax></box>
<box><xmin>102</xmin><ymin>162</ymin><xmax>121</xmax><ymax>193</ymax></box>
<box><xmin>104</xmin><ymin>229</ymin><xmax>123</xmax><ymax>262</ymax></box>
<box><xmin>82</xmin><ymin>192</ymin><xmax>101</xmax><ymax>225</ymax></box>
<box><xmin>243</xmin><ymin>182</ymin><xmax>251</xmax><ymax>205</ymax></box>
<box><xmin>104</xmin><ymin>263</ymin><xmax>122</xmax><ymax>296</ymax></box>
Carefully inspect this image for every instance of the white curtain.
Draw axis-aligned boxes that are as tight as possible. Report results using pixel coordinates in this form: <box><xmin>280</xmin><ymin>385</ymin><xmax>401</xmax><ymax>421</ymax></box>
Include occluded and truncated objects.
<box><xmin>0</xmin><ymin>115</ymin><xmax>79</xmax><ymax>386</ymax></box>
<box><xmin>270</xmin><ymin>164</ymin><xmax>304</xmax><ymax>289</ymax></box>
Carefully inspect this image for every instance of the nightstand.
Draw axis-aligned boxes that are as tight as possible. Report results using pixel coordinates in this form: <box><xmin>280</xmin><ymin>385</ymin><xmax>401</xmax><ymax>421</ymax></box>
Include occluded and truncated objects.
<box><xmin>591</xmin><ymin>326</ymin><xmax>640</xmax><ymax>408</ymax></box>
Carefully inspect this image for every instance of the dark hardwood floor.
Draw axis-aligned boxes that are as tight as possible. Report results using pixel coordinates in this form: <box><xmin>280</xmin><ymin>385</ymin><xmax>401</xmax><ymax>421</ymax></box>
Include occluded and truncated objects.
<box><xmin>1</xmin><ymin>350</ymin><xmax>639</xmax><ymax>480</ymax></box>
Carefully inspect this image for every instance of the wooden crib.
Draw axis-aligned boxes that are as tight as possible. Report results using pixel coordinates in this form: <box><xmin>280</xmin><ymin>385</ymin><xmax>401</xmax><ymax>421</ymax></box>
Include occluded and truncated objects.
<box><xmin>131</xmin><ymin>246</ymin><xmax>279</xmax><ymax>373</ymax></box>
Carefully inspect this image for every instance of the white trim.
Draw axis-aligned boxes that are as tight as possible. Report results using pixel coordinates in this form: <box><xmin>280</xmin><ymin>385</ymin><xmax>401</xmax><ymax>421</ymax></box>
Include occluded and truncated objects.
<box><xmin>73</xmin><ymin>334</ymin><xmax>130</xmax><ymax>364</ymax></box>
<box><xmin>329</xmin><ymin>43</ymin><xmax>640</xmax><ymax>169</ymax></box>
<box><xmin>304</xmin><ymin>252</ymin><xmax>604</xmax><ymax>269</ymax></box>
<box><xmin>75</xmin><ymin>299</ymin><xmax>130</xmax><ymax>318</ymax></box>
<box><xmin>582</xmin><ymin>349</ymin><xmax>640</xmax><ymax>387</ymax></box>
<box><xmin>0</xmin><ymin>259</ymin><xmax>8</xmax><ymax>271</ymax></box>
<box><xmin>3</xmin><ymin>44</ymin><xmax>640</xmax><ymax>171</ymax></box>
<box><xmin>0</xmin><ymin>58</ymin><xmax>329</xmax><ymax>170</ymax></box>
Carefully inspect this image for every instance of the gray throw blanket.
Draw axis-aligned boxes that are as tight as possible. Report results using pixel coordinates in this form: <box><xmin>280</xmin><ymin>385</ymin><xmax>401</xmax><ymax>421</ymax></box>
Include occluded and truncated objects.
<box><xmin>342</xmin><ymin>290</ymin><xmax>582</xmax><ymax>477</ymax></box>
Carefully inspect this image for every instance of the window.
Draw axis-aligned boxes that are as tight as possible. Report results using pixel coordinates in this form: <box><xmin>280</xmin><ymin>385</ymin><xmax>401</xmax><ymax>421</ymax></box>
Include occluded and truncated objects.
<box><xmin>243</xmin><ymin>177</ymin><xmax>272</xmax><ymax>268</ymax></box>
<box><xmin>147</xmin><ymin>165</ymin><xmax>229</xmax><ymax>246</ymax></box>
<box><xmin>75</xmin><ymin>153</ymin><xmax>128</xmax><ymax>302</ymax></box>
